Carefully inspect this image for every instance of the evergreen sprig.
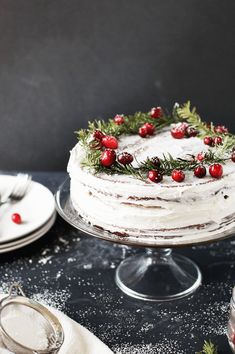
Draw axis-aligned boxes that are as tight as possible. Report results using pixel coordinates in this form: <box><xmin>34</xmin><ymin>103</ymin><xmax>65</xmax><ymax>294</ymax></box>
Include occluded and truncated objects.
<box><xmin>76</xmin><ymin>101</ymin><xmax>234</xmax><ymax>180</ymax></box>
<box><xmin>76</xmin><ymin>111</ymin><xmax>175</xmax><ymax>143</ymax></box>
<box><xmin>177</xmin><ymin>101</ymin><xmax>235</xmax><ymax>151</ymax></box>
<box><xmin>81</xmin><ymin>150</ymin><xmax>228</xmax><ymax>180</ymax></box>
<box><xmin>196</xmin><ymin>340</ymin><xmax>218</xmax><ymax>354</ymax></box>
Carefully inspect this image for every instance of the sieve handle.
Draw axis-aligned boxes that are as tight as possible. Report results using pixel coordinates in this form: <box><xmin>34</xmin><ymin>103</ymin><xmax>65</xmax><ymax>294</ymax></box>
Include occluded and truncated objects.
<box><xmin>8</xmin><ymin>283</ymin><xmax>26</xmax><ymax>298</ymax></box>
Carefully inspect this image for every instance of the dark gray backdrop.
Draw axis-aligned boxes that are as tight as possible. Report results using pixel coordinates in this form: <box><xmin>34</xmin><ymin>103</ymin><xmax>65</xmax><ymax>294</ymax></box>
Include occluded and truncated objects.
<box><xmin>1</xmin><ymin>0</ymin><xmax>235</xmax><ymax>170</ymax></box>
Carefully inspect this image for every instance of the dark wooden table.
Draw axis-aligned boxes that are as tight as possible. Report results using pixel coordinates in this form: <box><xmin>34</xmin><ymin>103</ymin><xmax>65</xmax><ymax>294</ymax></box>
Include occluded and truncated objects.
<box><xmin>0</xmin><ymin>172</ymin><xmax>234</xmax><ymax>353</ymax></box>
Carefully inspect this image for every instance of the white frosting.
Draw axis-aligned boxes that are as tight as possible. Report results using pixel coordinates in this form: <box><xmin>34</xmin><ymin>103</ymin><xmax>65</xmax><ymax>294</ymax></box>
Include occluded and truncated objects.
<box><xmin>68</xmin><ymin>129</ymin><xmax>235</xmax><ymax>243</ymax></box>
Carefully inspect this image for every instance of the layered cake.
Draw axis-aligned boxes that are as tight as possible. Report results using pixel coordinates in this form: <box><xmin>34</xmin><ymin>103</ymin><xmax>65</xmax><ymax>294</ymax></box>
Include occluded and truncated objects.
<box><xmin>68</xmin><ymin>102</ymin><xmax>235</xmax><ymax>243</ymax></box>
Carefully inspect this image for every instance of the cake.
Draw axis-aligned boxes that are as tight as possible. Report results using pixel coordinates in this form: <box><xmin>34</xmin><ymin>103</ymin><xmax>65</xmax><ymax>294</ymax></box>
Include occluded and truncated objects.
<box><xmin>67</xmin><ymin>102</ymin><xmax>235</xmax><ymax>244</ymax></box>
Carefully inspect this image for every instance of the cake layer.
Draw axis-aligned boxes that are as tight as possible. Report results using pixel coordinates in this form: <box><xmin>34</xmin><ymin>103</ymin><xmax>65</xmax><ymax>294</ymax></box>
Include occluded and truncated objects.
<box><xmin>68</xmin><ymin>129</ymin><xmax>235</xmax><ymax>239</ymax></box>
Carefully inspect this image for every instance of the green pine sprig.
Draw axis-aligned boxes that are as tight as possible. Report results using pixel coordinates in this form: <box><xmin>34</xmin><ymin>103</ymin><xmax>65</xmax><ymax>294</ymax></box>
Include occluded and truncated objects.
<box><xmin>196</xmin><ymin>340</ymin><xmax>218</xmax><ymax>354</ymax></box>
<box><xmin>176</xmin><ymin>101</ymin><xmax>235</xmax><ymax>152</ymax></box>
<box><xmin>76</xmin><ymin>101</ymin><xmax>234</xmax><ymax>180</ymax></box>
<box><xmin>76</xmin><ymin>110</ymin><xmax>176</xmax><ymax>146</ymax></box>
<box><xmin>81</xmin><ymin>150</ymin><xmax>229</xmax><ymax>180</ymax></box>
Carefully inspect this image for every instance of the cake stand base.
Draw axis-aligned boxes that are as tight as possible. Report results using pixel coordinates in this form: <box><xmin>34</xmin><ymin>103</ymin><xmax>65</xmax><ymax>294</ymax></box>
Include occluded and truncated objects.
<box><xmin>115</xmin><ymin>248</ymin><xmax>202</xmax><ymax>301</ymax></box>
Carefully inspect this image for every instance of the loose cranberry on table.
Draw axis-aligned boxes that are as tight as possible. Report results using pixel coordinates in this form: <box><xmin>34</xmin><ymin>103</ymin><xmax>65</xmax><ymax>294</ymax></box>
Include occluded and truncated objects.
<box><xmin>138</xmin><ymin>125</ymin><xmax>148</xmax><ymax>138</ymax></box>
<box><xmin>231</xmin><ymin>153</ymin><xmax>235</xmax><ymax>162</ymax></box>
<box><xmin>171</xmin><ymin>169</ymin><xmax>185</xmax><ymax>182</ymax></box>
<box><xmin>203</xmin><ymin>136</ymin><xmax>214</xmax><ymax>146</ymax></box>
<box><xmin>114</xmin><ymin>114</ymin><xmax>125</xmax><ymax>125</ymax></box>
<box><xmin>150</xmin><ymin>107</ymin><xmax>162</xmax><ymax>119</ymax></box>
<box><xmin>93</xmin><ymin>129</ymin><xmax>105</xmax><ymax>141</ymax></box>
<box><xmin>143</xmin><ymin>122</ymin><xmax>155</xmax><ymax>135</ymax></box>
<box><xmin>209</xmin><ymin>163</ymin><xmax>223</xmax><ymax>179</ymax></box>
<box><xmin>148</xmin><ymin>170</ymin><xmax>163</xmax><ymax>183</ymax></box>
<box><xmin>118</xmin><ymin>152</ymin><xmax>133</xmax><ymax>165</ymax></box>
<box><xmin>100</xmin><ymin>149</ymin><xmax>116</xmax><ymax>167</ymax></box>
<box><xmin>213</xmin><ymin>136</ymin><xmax>223</xmax><ymax>145</ymax></box>
<box><xmin>102</xmin><ymin>135</ymin><xmax>118</xmax><ymax>149</ymax></box>
<box><xmin>11</xmin><ymin>213</ymin><xmax>22</xmax><ymax>224</ymax></box>
<box><xmin>194</xmin><ymin>165</ymin><xmax>206</xmax><ymax>178</ymax></box>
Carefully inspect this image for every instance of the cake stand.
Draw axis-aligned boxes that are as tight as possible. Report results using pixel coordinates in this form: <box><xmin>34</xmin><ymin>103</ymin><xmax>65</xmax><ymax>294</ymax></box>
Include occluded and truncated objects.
<box><xmin>55</xmin><ymin>178</ymin><xmax>235</xmax><ymax>302</ymax></box>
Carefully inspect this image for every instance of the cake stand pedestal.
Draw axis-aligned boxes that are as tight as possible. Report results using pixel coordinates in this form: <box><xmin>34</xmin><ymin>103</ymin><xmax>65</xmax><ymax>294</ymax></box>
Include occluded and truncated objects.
<box><xmin>115</xmin><ymin>248</ymin><xmax>201</xmax><ymax>301</ymax></box>
<box><xmin>55</xmin><ymin>178</ymin><xmax>235</xmax><ymax>302</ymax></box>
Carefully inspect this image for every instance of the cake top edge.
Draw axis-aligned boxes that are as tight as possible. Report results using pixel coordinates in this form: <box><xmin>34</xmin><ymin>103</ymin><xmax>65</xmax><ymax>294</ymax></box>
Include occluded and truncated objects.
<box><xmin>71</xmin><ymin>101</ymin><xmax>235</xmax><ymax>185</ymax></box>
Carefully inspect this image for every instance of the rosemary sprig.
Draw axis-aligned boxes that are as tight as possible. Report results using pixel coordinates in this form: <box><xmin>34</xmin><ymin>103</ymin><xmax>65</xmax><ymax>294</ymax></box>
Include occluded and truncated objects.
<box><xmin>196</xmin><ymin>340</ymin><xmax>218</xmax><ymax>354</ymax></box>
<box><xmin>177</xmin><ymin>101</ymin><xmax>235</xmax><ymax>152</ymax></box>
<box><xmin>77</xmin><ymin>101</ymin><xmax>234</xmax><ymax>180</ymax></box>
<box><xmin>81</xmin><ymin>150</ymin><xmax>228</xmax><ymax>179</ymax></box>
<box><xmin>76</xmin><ymin>110</ymin><xmax>176</xmax><ymax>145</ymax></box>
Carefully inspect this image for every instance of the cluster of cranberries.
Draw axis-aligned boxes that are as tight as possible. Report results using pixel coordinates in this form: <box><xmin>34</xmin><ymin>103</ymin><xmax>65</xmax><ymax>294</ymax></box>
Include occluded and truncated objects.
<box><xmin>93</xmin><ymin>110</ymin><xmax>234</xmax><ymax>182</ymax></box>
<box><xmin>138</xmin><ymin>107</ymin><xmax>163</xmax><ymax>138</ymax></box>
<box><xmin>148</xmin><ymin>162</ymin><xmax>224</xmax><ymax>184</ymax></box>
<box><xmin>139</xmin><ymin>123</ymin><xmax>155</xmax><ymax>137</ymax></box>
<box><xmin>148</xmin><ymin>169</ymin><xmax>186</xmax><ymax>183</ymax></box>
<box><xmin>171</xmin><ymin>122</ymin><xmax>229</xmax><ymax>152</ymax></box>
<box><xmin>203</xmin><ymin>125</ymin><xmax>228</xmax><ymax>146</ymax></box>
<box><xmin>100</xmin><ymin>148</ymin><xmax>134</xmax><ymax>168</ymax></box>
<box><xmin>203</xmin><ymin>135</ymin><xmax>223</xmax><ymax>146</ymax></box>
<box><xmin>147</xmin><ymin>149</ymin><xmax>232</xmax><ymax>183</ymax></box>
<box><xmin>93</xmin><ymin>115</ymin><xmax>135</xmax><ymax>167</ymax></box>
<box><xmin>171</xmin><ymin>122</ymin><xmax>198</xmax><ymax>139</ymax></box>
<box><xmin>92</xmin><ymin>129</ymin><xmax>118</xmax><ymax>167</ymax></box>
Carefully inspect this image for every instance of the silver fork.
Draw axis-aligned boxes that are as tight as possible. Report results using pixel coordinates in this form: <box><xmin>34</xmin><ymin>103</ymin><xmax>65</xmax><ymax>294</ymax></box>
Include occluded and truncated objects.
<box><xmin>0</xmin><ymin>173</ymin><xmax>32</xmax><ymax>206</ymax></box>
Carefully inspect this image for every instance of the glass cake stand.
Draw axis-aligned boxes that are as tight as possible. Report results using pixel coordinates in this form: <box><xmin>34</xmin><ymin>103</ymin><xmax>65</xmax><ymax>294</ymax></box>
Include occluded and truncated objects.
<box><xmin>55</xmin><ymin>178</ymin><xmax>235</xmax><ymax>302</ymax></box>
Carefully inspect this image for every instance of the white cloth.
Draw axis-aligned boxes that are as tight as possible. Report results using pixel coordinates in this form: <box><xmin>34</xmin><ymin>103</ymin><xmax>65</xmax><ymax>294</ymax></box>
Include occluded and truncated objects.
<box><xmin>0</xmin><ymin>296</ymin><xmax>113</xmax><ymax>354</ymax></box>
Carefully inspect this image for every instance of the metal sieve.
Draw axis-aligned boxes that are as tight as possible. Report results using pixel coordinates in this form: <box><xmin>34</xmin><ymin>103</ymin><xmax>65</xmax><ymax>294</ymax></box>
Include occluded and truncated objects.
<box><xmin>0</xmin><ymin>283</ymin><xmax>64</xmax><ymax>354</ymax></box>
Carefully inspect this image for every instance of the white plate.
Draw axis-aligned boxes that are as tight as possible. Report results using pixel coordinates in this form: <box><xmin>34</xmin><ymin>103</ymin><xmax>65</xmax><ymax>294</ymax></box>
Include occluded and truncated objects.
<box><xmin>0</xmin><ymin>212</ymin><xmax>56</xmax><ymax>253</ymax></box>
<box><xmin>0</xmin><ymin>175</ymin><xmax>55</xmax><ymax>244</ymax></box>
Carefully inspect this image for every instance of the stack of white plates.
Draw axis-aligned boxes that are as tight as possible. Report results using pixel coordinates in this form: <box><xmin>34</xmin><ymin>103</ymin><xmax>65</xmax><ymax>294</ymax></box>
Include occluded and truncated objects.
<box><xmin>0</xmin><ymin>175</ymin><xmax>56</xmax><ymax>253</ymax></box>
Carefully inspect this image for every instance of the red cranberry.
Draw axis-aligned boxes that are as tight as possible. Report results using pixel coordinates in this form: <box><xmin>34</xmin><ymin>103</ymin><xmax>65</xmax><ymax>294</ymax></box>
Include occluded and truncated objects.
<box><xmin>151</xmin><ymin>156</ymin><xmax>161</xmax><ymax>168</ymax></box>
<box><xmin>185</xmin><ymin>126</ymin><xmax>198</xmax><ymax>137</ymax></box>
<box><xmin>209</xmin><ymin>164</ymin><xmax>223</xmax><ymax>179</ymax></box>
<box><xmin>93</xmin><ymin>130</ymin><xmax>105</xmax><ymax>141</ymax></box>
<box><xmin>100</xmin><ymin>149</ymin><xmax>116</xmax><ymax>167</ymax></box>
<box><xmin>214</xmin><ymin>125</ymin><xmax>228</xmax><ymax>134</ymax></box>
<box><xmin>171</xmin><ymin>125</ymin><xmax>186</xmax><ymax>139</ymax></box>
<box><xmin>171</xmin><ymin>169</ymin><xmax>185</xmax><ymax>182</ymax></box>
<box><xmin>148</xmin><ymin>170</ymin><xmax>163</xmax><ymax>183</ymax></box>
<box><xmin>118</xmin><ymin>152</ymin><xmax>134</xmax><ymax>165</ymax></box>
<box><xmin>139</xmin><ymin>126</ymin><xmax>148</xmax><ymax>137</ymax></box>
<box><xmin>102</xmin><ymin>136</ymin><xmax>118</xmax><ymax>149</ymax></box>
<box><xmin>213</xmin><ymin>136</ymin><xmax>223</xmax><ymax>145</ymax></box>
<box><xmin>204</xmin><ymin>136</ymin><xmax>214</xmax><ymax>146</ymax></box>
<box><xmin>150</xmin><ymin>107</ymin><xmax>163</xmax><ymax>118</ymax></box>
<box><xmin>12</xmin><ymin>213</ymin><xmax>22</xmax><ymax>224</ymax></box>
<box><xmin>196</xmin><ymin>153</ymin><xmax>205</xmax><ymax>162</ymax></box>
<box><xmin>194</xmin><ymin>165</ymin><xmax>206</xmax><ymax>178</ymax></box>
<box><xmin>143</xmin><ymin>122</ymin><xmax>155</xmax><ymax>135</ymax></box>
<box><xmin>231</xmin><ymin>152</ymin><xmax>235</xmax><ymax>162</ymax></box>
<box><xmin>114</xmin><ymin>114</ymin><xmax>125</xmax><ymax>125</ymax></box>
